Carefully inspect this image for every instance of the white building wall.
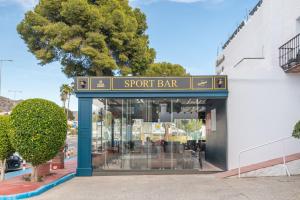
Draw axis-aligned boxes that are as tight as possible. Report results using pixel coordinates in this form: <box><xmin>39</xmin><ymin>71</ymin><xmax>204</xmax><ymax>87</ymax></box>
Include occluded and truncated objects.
<box><xmin>217</xmin><ymin>0</ymin><xmax>300</xmax><ymax>170</ymax></box>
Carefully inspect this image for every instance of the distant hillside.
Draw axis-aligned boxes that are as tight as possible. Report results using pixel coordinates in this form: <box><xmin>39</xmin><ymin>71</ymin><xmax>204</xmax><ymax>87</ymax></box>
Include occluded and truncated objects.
<box><xmin>0</xmin><ymin>96</ymin><xmax>23</xmax><ymax>112</ymax></box>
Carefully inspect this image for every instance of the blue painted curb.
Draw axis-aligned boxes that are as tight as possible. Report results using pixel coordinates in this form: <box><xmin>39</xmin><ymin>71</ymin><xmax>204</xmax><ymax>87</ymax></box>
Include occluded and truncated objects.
<box><xmin>0</xmin><ymin>172</ymin><xmax>75</xmax><ymax>200</ymax></box>
<box><xmin>5</xmin><ymin>156</ymin><xmax>77</xmax><ymax>181</ymax></box>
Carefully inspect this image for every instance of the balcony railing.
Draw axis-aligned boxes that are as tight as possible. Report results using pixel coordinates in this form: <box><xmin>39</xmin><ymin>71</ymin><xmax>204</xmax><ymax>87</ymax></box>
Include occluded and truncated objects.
<box><xmin>279</xmin><ymin>33</ymin><xmax>300</xmax><ymax>73</ymax></box>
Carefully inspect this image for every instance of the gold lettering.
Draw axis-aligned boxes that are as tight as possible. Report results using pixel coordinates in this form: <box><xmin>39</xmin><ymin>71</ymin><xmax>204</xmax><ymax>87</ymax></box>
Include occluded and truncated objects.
<box><xmin>149</xmin><ymin>80</ymin><xmax>155</xmax><ymax>87</ymax></box>
<box><xmin>171</xmin><ymin>80</ymin><xmax>178</xmax><ymax>88</ymax></box>
<box><xmin>125</xmin><ymin>79</ymin><xmax>180</xmax><ymax>88</ymax></box>
<box><xmin>144</xmin><ymin>80</ymin><xmax>149</xmax><ymax>87</ymax></box>
<box><xmin>130</xmin><ymin>80</ymin><xmax>135</xmax><ymax>88</ymax></box>
<box><xmin>157</xmin><ymin>80</ymin><xmax>164</xmax><ymax>88</ymax></box>
<box><xmin>135</xmin><ymin>80</ymin><xmax>141</xmax><ymax>87</ymax></box>
<box><xmin>165</xmin><ymin>80</ymin><xmax>171</xmax><ymax>88</ymax></box>
<box><xmin>125</xmin><ymin>80</ymin><xmax>130</xmax><ymax>88</ymax></box>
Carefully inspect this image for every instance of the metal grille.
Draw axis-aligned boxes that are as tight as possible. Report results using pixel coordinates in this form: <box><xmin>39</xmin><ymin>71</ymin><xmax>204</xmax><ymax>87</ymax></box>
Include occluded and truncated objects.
<box><xmin>279</xmin><ymin>33</ymin><xmax>300</xmax><ymax>71</ymax></box>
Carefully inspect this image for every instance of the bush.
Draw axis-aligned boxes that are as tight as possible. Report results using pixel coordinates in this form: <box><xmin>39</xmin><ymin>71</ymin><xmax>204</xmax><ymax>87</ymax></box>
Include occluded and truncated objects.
<box><xmin>10</xmin><ymin>99</ymin><xmax>67</xmax><ymax>181</ymax></box>
<box><xmin>293</xmin><ymin>121</ymin><xmax>300</xmax><ymax>139</ymax></box>
<box><xmin>0</xmin><ymin>116</ymin><xmax>14</xmax><ymax>181</ymax></box>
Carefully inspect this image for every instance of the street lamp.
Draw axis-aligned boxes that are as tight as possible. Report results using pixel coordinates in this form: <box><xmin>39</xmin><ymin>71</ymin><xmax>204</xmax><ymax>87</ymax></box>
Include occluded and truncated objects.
<box><xmin>0</xmin><ymin>59</ymin><xmax>13</xmax><ymax>96</ymax></box>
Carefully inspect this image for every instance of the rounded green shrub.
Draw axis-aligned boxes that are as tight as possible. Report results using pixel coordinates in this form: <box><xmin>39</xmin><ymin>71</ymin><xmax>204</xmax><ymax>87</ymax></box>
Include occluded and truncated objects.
<box><xmin>0</xmin><ymin>115</ymin><xmax>14</xmax><ymax>161</ymax></box>
<box><xmin>10</xmin><ymin>99</ymin><xmax>67</xmax><ymax>167</ymax></box>
<box><xmin>0</xmin><ymin>115</ymin><xmax>14</xmax><ymax>181</ymax></box>
<box><xmin>293</xmin><ymin>121</ymin><xmax>300</xmax><ymax>139</ymax></box>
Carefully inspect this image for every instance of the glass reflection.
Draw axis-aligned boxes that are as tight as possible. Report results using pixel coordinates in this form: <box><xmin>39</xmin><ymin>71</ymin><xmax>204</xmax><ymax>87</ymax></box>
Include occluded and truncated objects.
<box><xmin>92</xmin><ymin>98</ymin><xmax>208</xmax><ymax>171</ymax></box>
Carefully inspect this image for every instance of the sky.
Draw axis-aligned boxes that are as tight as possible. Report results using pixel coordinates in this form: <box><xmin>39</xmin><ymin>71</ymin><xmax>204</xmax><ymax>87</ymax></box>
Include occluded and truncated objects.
<box><xmin>0</xmin><ymin>0</ymin><xmax>258</xmax><ymax>111</ymax></box>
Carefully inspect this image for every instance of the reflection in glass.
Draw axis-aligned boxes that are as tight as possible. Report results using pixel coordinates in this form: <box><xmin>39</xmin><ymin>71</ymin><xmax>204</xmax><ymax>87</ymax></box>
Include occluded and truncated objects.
<box><xmin>92</xmin><ymin>98</ymin><xmax>216</xmax><ymax>171</ymax></box>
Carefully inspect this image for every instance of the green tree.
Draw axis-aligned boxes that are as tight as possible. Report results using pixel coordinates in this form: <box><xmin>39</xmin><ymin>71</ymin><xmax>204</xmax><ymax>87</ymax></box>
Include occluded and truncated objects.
<box><xmin>17</xmin><ymin>0</ymin><xmax>156</xmax><ymax>77</ymax></box>
<box><xmin>10</xmin><ymin>99</ymin><xmax>67</xmax><ymax>182</ymax></box>
<box><xmin>60</xmin><ymin>84</ymin><xmax>68</xmax><ymax>113</ymax></box>
<box><xmin>60</xmin><ymin>83</ymin><xmax>74</xmax><ymax>120</ymax></box>
<box><xmin>293</xmin><ymin>121</ymin><xmax>300</xmax><ymax>139</ymax></box>
<box><xmin>144</xmin><ymin>62</ymin><xmax>189</xmax><ymax>76</ymax></box>
<box><xmin>0</xmin><ymin>116</ymin><xmax>14</xmax><ymax>181</ymax></box>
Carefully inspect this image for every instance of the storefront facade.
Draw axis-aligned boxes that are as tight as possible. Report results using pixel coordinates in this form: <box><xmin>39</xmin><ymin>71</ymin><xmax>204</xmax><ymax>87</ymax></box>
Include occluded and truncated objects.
<box><xmin>75</xmin><ymin>76</ymin><xmax>228</xmax><ymax>176</ymax></box>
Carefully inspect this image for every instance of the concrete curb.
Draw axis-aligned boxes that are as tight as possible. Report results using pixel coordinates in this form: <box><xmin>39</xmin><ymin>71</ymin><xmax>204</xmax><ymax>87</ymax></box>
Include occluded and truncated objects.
<box><xmin>0</xmin><ymin>172</ymin><xmax>75</xmax><ymax>200</ymax></box>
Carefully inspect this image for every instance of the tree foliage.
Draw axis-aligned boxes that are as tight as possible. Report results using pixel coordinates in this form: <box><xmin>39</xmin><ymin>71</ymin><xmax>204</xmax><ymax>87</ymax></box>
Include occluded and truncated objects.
<box><xmin>10</xmin><ymin>99</ymin><xmax>67</xmax><ymax>167</ymax></box>
<box><xmin>60</xmin><ymin>84</ymin><xmax>68</xmax><ymax>109</ymax></box>
<box><xmin>293</xmin><ymin>121</ymin><xmax>300</xmax><ymax>139</ymax></box>
<box><xmin>0</xmin><ymin>116</ymin><xmax>14</xmax><ymax>161</ymax></box>
<box><xmin>60</xmin><ymin>84</ymin><xmax>72</xmax><ymax>109</ymax></box>
<box><xmin>0</xmin><ymin>116</ymin><xmax>15</xmax><ymax>181</ymax></box>
<box><xmin>17</xmin><ymin>0</ymin><xmax>156</xmax><ymax>77</ymax></box>
<box><xmin>144</xmin><ymin>62</ymin><xmax>189</xmax><ymax>76</ymax></box>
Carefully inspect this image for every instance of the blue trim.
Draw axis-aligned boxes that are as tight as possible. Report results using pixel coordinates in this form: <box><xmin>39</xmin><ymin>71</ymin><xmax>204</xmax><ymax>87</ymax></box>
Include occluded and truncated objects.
<box><xmin>0</xmin><ymin>173</ymin><xmax>75</xmax><ymax>200</ymax></box>
<box><xmin>75</xmin><ymin>90</ymin><xmax>228</xmax><ymax>176</ymax></box>
<box><xmin>76</xmin><ymin>168</ymin><xmax>92</xmax><ymax>176</ymax></box>
<box><xmin>76</xmin><ymin>91</ymin><xmax>228</xmax><ymax>99</ymax></box>
<box><xmin>4</xmin><ymin>157</ymin><xmax>77</xmax><ymax>181</ymax></box>
<box><xmin>5</xmin><ymin>169</ymin><xmax>32</xmax><ymax>180</ymax></box>
<box><xmin>76</xmin><ymin>98</ymin><xmax>93</xmax><ymax>176</ymax></box>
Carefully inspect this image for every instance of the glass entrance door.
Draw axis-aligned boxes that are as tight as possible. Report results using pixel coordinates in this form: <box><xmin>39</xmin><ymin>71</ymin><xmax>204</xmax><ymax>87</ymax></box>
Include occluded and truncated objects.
<box><xmin>92</xmin><ymin>98</ymin><xmax>206</xmax><ymax>171</ymax></box>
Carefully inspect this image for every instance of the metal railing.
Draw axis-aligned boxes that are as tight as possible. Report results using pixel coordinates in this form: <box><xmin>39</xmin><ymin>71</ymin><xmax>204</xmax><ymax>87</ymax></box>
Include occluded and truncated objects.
<box><xmin>222</xmin><ymin>0</ymin><xmax>263</xmax><ymax>50</ymax></box>
<box><xmin>238</xmin><ymin>136</ymin><xmax>293</xmax><ymax>178</ymax></box>
<box><xmin>279</xmin><ymin>33</ymin><xmax>300</xmax><ymax>72</ymax></box>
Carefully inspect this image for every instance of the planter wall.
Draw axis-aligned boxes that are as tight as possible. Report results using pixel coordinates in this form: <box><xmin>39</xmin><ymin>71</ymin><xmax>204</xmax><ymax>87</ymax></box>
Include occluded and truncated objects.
<box><xmin>51</xmin><ymin>150</ymin><xmax>65</xmax><ymax>170</ymax></box>
<box><xmin>37</xmin><ymin>162</ymin><xmax>51</xmax><ymax>177</ymax></box>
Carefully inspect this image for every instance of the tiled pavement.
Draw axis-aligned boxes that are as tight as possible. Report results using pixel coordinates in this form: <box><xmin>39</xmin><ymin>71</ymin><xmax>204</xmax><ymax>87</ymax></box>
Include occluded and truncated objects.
<box><xmin>0</xmin><ymin>159</ymin><xmax>76</xmax><ymax>196</ymax></box>
<box><xmin>31</xmin><ymin>174</ymin><xmax>300</xmax><ymax>200</ymax></box>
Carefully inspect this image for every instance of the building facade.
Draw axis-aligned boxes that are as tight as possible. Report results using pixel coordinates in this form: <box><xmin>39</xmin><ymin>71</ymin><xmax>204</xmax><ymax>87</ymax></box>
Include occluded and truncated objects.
<box><xmin>216</xmin><ymin>0</ymin><xmax>300</xmax><ymax>170</ymax></box>
<box><xmin>75</xmin><ymin>76</ymin><xmax>229</xmax><ymax>176</ymax></box>
<box><xmin>75</xmin><ymin>0</ymin><xmax>300</xmax><ymax>176</ymax></box>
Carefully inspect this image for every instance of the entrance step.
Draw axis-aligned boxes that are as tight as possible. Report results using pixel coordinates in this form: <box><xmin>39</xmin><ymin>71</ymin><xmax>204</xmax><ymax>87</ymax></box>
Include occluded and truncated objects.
<box><xmin>216</xmin><ymin>153</ymin><xmax>300</xmax><ymax>178</ymax></box>
<box><xmin>93</xmin><ymin>170</ymin><xmax>220</xmax><ymax>176</ymax></box>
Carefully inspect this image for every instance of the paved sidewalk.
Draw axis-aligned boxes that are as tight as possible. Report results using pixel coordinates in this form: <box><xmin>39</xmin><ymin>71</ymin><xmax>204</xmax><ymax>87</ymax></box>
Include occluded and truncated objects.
<box><xmin>0</xmin><ymin>159</ymin><xmax>76</xmax><ymax>196</ymax></box>
<box><xmin>4</xmin><ymin>157</ymin><xmax>76</xmax><ymax>180</ymax></box>
<box><xmin>32</xmin><ymin>175</ymin><xmax>300</xmax><ymax>200</ymax></box>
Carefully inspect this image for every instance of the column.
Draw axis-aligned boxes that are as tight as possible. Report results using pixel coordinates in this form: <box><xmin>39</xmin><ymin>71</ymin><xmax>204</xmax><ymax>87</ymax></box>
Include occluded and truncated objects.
<box><xmin>76</xmin><ymin>98</ymin><xmax>93</xmax><ymax>176</ymax></box>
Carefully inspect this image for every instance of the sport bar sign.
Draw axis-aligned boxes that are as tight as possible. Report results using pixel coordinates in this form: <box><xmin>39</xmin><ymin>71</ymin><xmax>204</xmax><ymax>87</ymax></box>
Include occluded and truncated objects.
<box><xmin>76</xmin><ymin>76</ymin><xmax>227</xmax><ymax>92</ymax></box>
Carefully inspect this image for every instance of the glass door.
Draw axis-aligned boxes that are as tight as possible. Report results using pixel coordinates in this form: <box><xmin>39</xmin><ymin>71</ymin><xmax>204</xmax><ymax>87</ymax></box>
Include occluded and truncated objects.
<box><xmin>92</xmin><ymin>98</ymin><xmax>205</xmax><ymax>171</ymax></box>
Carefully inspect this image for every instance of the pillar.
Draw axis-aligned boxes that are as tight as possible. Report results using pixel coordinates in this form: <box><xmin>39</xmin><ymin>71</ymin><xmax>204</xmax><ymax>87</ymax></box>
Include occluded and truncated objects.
<box><xmin>76</xmin><ymin>98</ymin><xmax>93</xmax><ymax>176</ymax></box>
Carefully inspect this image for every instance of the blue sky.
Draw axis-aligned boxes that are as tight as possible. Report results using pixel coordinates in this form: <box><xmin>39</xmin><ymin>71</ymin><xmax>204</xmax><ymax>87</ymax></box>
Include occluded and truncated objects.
<box><xmin>0</xmin><ymin>0</ymin><xmax>258</xmax><ymax>111</ymax></box>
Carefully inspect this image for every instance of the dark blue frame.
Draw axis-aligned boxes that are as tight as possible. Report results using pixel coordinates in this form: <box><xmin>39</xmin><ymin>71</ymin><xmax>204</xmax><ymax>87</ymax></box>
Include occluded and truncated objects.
<box><xmin>76</xmin><ymin>91</ymin><xmax>228</xmax><ymax>176</ymax></box>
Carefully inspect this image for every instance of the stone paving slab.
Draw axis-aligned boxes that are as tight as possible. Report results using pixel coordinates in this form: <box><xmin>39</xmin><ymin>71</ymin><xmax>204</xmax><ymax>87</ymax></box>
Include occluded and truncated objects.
<box><xmin>31</xmin><ymin>175</ymin><xmax>300</xmax><ymax>200</ymax></box>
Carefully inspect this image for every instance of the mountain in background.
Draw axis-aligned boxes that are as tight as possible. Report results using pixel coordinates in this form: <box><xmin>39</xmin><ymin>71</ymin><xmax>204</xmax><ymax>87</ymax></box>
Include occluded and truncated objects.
<box><xmin>0</xmin><ymin>96</ymin><xmax>23</xmax><ymax>112</ymax></box>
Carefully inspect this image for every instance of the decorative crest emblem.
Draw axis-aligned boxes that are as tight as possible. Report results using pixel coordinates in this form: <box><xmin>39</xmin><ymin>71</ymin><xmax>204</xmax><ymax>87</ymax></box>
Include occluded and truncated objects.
<box><xmin>97</xmin><ymin>80</ymin><xmax>105</xmax><ymax>88</ymax></box>
<box><xmin>197</xmin><ymin>81</ymin><xmax>208</xmax><ymax>87</ymax></box>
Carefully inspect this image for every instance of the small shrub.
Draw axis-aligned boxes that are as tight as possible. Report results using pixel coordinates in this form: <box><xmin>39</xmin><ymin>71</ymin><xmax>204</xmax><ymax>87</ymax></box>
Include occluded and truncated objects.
<box><xmin>0</xmin><ymin>116</ymin><xmax>14</xmax><ymax>181</ymax></box>
<box><xmin>10</xmin><ymin>99</ymin><xmax>67</xmax><ymax>182</ymax></box>
<box><xmin>293</xmin><ymin>121</ymin><xmax>300</xmax><ymax>139</ymax></box>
